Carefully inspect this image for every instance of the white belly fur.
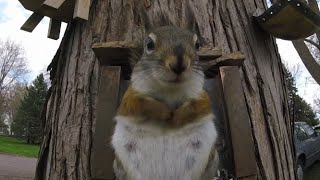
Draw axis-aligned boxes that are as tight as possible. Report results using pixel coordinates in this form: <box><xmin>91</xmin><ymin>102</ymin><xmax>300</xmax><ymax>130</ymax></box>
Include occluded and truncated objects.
<box><xmin>112</xmin><ymin>114</ymin><xmax>217</xmax><ymax>180</ymax></box>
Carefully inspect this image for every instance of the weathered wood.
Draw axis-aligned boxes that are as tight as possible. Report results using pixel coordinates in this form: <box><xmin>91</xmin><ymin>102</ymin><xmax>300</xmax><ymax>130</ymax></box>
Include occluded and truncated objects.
<box><xmin>198</xmin><ymin>47</ymin><xmax>222</xmax><ymax>60</ymax></box>
<box><xmin>207</xmin><ymin>51</ymin><xmax>245</xmax><ymax>67</ymax></box>
<box><xmin>42</xmin><ymin>0</ymin><xmax>66</xmax><ymax>9</ymax></box>
<box><xmin>73</xmin><ymin>0</ymin><xmax>90</xmax><ymax>20</ymax></box>
<box><xmin>92</xmin><ymin>41</ymin><xmax>140</xmax><ymax>66</ymax></box>
<box><xmin>20</xmin><ymin>13</ymin><xmax>44</xmax><ymax>32</ymax></box>
<box><xmin>220</xmin><ymin>66</ymin><xmax>257</xmax><ymax>178</ymax></box>
<box><xmin>91</xmin><ymin>66</ymin><xmax>121</xmax><ymax>180</ymax></box>
<box><xmin>47</xmin><ymin>18</ymin><xmax>62</xmax><ymax>40</ymax></box>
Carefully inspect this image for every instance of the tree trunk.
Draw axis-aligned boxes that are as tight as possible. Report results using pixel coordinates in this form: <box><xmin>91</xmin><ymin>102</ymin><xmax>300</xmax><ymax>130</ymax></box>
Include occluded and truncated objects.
<box><xmin>35</xmin><ymin>0</ymin><xmax>295</xmax><ymax>179</ymax></box>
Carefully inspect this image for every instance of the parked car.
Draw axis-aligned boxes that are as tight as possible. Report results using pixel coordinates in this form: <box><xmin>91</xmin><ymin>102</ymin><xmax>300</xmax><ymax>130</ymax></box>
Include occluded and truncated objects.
<box><xmin>294</xmin><ymin>122</ymin><xmax>320</xmax><ymax>180</ymax></box>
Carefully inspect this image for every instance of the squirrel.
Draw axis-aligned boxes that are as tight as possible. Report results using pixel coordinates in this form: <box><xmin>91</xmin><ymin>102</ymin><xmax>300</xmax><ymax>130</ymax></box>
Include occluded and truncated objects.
<box><xmin>111</xmin><ymin>26</ymin><xmax>218</xmax><ymax>180</ymax></box>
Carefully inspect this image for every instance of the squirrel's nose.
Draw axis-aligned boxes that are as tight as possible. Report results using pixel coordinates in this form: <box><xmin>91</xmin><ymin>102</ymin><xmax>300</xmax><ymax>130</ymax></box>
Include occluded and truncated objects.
<box><xmin>170</xmin><ymin>64</ymin><xmax>186</xmax><ymax>75</ymax></box>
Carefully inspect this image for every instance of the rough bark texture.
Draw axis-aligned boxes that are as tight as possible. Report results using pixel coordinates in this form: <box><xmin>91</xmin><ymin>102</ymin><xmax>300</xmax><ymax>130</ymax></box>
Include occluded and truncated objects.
<box><xmin>35</xmin><ymin>0</ymin><xmax>295</xmax><ymax>179</ymax></box>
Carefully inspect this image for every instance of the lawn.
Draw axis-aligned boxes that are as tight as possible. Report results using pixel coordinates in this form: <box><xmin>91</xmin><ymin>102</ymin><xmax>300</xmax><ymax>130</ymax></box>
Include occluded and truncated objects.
<box><xmin>0</xmin><ymin>136</ymin><xmax>40</xmax><ymax>157</ymax></box>
<box><xmin>305</xmin><ymin>161</ymin><xmax>320</xmax><ymax>180</ymax></box>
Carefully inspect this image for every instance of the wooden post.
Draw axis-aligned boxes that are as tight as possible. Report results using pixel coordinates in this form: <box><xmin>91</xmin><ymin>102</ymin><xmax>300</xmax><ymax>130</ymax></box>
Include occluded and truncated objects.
<box><xmin>219</xmin><ymin>66</ymin><xmax>257</xmax><ymax>179</ymax></box>
<box><xmin>91</xmin><ymin>66</ymin><xmax>121</xmax><ymax>180</ymax></box>
<box><xmin>47</xmin><ymin>18</ymin><xmax>61</xmax><ymax>40</ymax></box>
<box><xmin>42</xmin><ymin>0</ymin><xmax>66</xmax><ymax>9</ymax></box>
<box><xmin>74</xmin><ymin>0</ymin><xmax>90</xmax><ymax>20</ymax></box>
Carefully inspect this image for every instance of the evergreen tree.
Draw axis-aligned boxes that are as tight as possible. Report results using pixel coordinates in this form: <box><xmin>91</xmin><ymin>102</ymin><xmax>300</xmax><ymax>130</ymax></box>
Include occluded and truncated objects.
<box><xmin>284</xmin><ymin>65</ymin><xmax>319</xmax><ymax>126</ymax></box>
<box><xmin>11</xmin><ymin>74</ymin><xmax>47</xmax><ymax>143</ymax></box>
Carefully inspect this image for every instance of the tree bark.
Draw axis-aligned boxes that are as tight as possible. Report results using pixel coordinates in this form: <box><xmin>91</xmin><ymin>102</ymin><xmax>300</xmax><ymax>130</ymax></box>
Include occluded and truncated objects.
<box><xmin>35</xmin><ymin>0</ymin><xmax>295</xmax><ymax>179</ymax></box>
<box><xmin>292</xmin><ymin>40</ymin><xmax>320</xmax><ymax>85</ymax></box>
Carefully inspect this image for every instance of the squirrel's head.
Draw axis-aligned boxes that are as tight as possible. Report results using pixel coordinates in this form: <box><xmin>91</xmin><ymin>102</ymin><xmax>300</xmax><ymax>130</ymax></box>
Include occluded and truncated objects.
<box><xmin>132</xmin><ymin>26</ymin><xmax>202</xmax><ymax>84</ymax></box>
<box><xmin>131</xmin><ymin>26</ymin><xmax>204</xmax><ymax>100</ymax></box>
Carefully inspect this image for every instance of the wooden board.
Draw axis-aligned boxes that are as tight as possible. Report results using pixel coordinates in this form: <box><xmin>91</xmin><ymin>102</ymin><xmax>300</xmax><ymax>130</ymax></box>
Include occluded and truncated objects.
<box><xmin>73</xmin><ymin>0</ymin><xmax>91</xmax><ymax>20</ymax></box>
<box><xmin>90</xmin><ymin>66</ymin><xmax>121</xmax><ymax>180</ymax></box>
<box><xmin>47</xmin><ymin>18</ymin><xmax>62</xmax><ymax>40</ymax></box>
<box><xmin>20</xmin><ymin>12</ymin><xmax>44</xmax><ymax>32</ymax></box>
<box><xmin>219</xmin><ymin>67</ymin><xmax>257</xmax><ymax>178</ymax></box>
<box><xmin>42</xmin><ymin>0</ymin><xmax>67</xmax><ymax>9</ymax></box>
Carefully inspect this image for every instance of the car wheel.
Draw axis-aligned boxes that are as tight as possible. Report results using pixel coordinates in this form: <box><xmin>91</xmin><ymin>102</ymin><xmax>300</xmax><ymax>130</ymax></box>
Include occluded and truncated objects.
<box><xmin>297</xmin><ymin>161</ymin><xmax>304</xmax><ymax>180</ymax></box>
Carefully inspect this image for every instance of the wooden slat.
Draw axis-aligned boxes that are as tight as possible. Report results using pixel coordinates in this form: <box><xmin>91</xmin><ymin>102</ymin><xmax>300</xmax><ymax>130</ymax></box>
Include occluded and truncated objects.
<box><xmin>21</xmin><ymin>12</ymin><xmax>44</xmax><ymax>32</ymax></box>
<box><xmin>91</xmin><ymin>66</ymin><xmax>121</xmax><ymax>180</ymax></box>
<box><xmin>197</xmin><ymin>47</ymin><xmax>222</xmax><ymax>60</ymax></box>
<box><xmin>47</xmin><ymin>18</ymin><xmax>62</xmax><ymax>40</ymax></box>
<box><xmin>219</xmin><ymin>66</ymin><xmax>257</xmax><ymax>178</ymax></box>
<box><xmin>73</xmin><ymin>0</ymin><xmax>90</xmax><ymax>20</ymax></box>
<box><xmin>42</xmin><ymin>0</ymin><xmax>66</xmax><ymax>9</ymax></box>
<box><xmin>92</xmin><ymin>41</ymin><xmax>142</xmax><ymax>66</ymax></box>
<box><xmin>207</xmin><ymin>51</ymin><xmax>245</xmax><ymax>67</ymax></box>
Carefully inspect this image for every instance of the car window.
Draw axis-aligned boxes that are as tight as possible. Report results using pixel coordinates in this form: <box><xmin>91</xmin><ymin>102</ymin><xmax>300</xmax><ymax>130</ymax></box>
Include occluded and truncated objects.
<box><xmin>295</xmin><ymin>125</ymin><xmax>309</xmax><ymax>141</ymax></box>
<box><xmin>302</xmin><ymin>124</ymin><xmax>316</xmax><ymax>137</ymax></box>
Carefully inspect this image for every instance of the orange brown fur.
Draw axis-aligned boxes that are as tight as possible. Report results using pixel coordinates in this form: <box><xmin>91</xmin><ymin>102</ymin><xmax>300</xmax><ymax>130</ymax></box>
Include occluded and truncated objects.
<box><xmin>172</xmin><ymin>90</ymin><xmax>212</xmax><ymax>126</ymax></box>
<box><xmin>117</xmin><ymin>87</ymin><xmax>212</xmax><ymax>127</ymax></box>
<box><xmin>117</xmin><ymin>86</ymin><xmax>172</xmax><ymax>122</ymax></box>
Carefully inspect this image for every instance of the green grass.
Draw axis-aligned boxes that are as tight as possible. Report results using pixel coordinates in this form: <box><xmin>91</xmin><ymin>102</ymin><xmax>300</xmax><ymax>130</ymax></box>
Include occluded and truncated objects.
<box><xmin>0</xmin><ymin>136</ymin><xmax>40</xmax><ymax>158</ymax></box>
<box><xmin>305</xmin><ymin>161</ymin><xmax>320</xmax><ymax>180</ymax></box>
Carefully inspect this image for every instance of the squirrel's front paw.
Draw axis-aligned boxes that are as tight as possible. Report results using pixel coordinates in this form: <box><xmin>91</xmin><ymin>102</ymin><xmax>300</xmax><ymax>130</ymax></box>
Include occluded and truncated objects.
<box><xmin>143</xmin><ymin>97</ymin><xmax>172</xmax><ymax>121</ymax></box>
<box><xmin>172</xmin><ymin>101</ymin><xmax>196</xmax><ymax>125</ymax></box>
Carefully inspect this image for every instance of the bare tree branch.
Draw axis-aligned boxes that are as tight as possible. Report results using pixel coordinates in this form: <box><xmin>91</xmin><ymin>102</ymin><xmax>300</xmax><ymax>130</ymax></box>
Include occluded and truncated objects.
<box><xmin>0</xmin><ymin>39</ymin><xmax>28</xmax><ymax>92</ymax></box>
<box><xmin>292</xmin><ymin>40</ymin><xmax>320</xmax><ymax>85</ymax></box>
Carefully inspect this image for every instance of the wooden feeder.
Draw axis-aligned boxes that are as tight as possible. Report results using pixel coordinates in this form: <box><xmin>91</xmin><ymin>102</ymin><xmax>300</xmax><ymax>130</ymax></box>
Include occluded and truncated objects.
<box><xmin>254</xmin><ymin>0</ymin><xmax>320</xmax><ymax>40</ymax></box>
<box><xmin>18</xmin><ymin>0</ymin><xmax>90</xmax><ymax>40</ymax></box>
<box><xmin>91</xmin><ymin>41</ymin><xmax>257</xmax><ymax>179</ymax></box>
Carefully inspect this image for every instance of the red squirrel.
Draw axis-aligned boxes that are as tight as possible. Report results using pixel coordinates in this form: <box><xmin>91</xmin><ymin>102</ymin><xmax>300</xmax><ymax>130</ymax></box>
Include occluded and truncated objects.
<box><xmin>112</xmin><ymin>26</ymin><xmax>218</xmax><ymax>180</ymax></box>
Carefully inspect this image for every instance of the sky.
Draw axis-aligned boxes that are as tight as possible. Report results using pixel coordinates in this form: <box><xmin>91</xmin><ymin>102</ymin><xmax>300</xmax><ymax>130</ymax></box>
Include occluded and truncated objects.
<box><xmin>0</xmin><ymin>1</ymin><xmax>319</xmax><ymax>108</ymax></box>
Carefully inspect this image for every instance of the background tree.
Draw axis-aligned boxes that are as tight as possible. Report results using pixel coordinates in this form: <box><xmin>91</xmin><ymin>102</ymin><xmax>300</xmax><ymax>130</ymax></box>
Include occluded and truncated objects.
<box><xmin>284</xmin><ymin>65</ymin><xmax>319</xmax><ymax>126</ymax></box>
<box><xmin>34</xmin><ymin>0</ymin><xmax>296</xmax><ymax>179</ymax></box>
<box><xmin>11</xmin><ymin>74</ymin><xmax>48</xmax><ymax>144</ymax></box>
<box><xmin>4</xmin><ymin>82</ymin><xmax>27</xmax><ymax>134</ymax></box>
<box><xmin>0</xmin><ymin>39</ymin><xmax>28</xmax><ymax>133</ymax></box>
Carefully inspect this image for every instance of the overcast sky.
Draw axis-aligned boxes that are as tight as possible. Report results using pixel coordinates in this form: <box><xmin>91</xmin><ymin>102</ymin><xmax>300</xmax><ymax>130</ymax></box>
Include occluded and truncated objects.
<box><xmin>0</xmin><ymin>0</ymin><xmax>319</xmax><ymax>107</ymax></box>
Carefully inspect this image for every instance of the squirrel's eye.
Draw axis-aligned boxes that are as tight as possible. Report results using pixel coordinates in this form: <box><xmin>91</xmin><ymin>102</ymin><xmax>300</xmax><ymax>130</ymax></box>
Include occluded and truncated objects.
<box><xmin>146</xmin><ymin>37</ymin><xmax>155</xmax><ymax>51</ymax></box>
<box><xmin>195</xmin><ymin>39</ymin><xmax>200</xmax><ymax>51</ymax></box>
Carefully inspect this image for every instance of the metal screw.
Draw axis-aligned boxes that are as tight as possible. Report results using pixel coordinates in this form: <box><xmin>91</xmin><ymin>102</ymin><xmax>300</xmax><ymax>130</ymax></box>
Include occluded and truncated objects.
<box><xmin>297</xmin><ymin>3</ymin><xmax>300</xmax><ymax>6</ymax></box>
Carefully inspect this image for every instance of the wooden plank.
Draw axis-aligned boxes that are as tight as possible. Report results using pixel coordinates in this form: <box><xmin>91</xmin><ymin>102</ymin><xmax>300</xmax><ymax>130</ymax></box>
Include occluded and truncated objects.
<box><xmin>42</xmin><ymin>0</ymin><xmax>66</xmax><ymax>9</ymax></box>
<box><xmin>47</xmin><ymin>18</ymin><xmax>61</xmax><ymax>40</ymax></box>
<box><xmin>73</xmin><ymin>0</ymin><xmax>90</xmax><ymax>20</ymax></box>
<box><xmin>92</xmin><ymin>41</ymin><xmax>142</xmax><ymax>66</ymax></box>
<box><xmin>206</xmin><ymin>51</ymin><xmax>245</xmax><ymax>68</ymax></box>
<box><xmin>219</xmin><ymin>66</ymin><xmax>257</xmax><ymax>178</ymax></box>
<box><xmin>20</xmin><ymin>12</ymin><xmax>44</xmax><ymax>32</ymax></box>
<box><xmin>197</xmin><ymin>47</ymin><xmax>222</xmax><ymax>60</ymax></box>
<box><xmin>91</xmin><ymin>66</ymin><xmax>121</xmax><ymax>180</ymax></box>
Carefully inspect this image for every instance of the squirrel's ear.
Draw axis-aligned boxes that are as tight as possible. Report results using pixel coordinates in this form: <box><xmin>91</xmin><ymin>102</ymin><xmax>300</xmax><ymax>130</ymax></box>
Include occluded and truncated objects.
<box><xmin>183</xmin><ymin>3</ymin><xmax>196</xmax><ymax>31</ymax></box>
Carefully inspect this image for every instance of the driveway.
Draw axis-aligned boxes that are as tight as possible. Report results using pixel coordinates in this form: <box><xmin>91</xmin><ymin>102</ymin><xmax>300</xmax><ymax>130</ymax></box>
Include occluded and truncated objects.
<box><xmin>0</xmin><ymin>154</ymin><xmax>37</xmax><ymax>180</ymax></box>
